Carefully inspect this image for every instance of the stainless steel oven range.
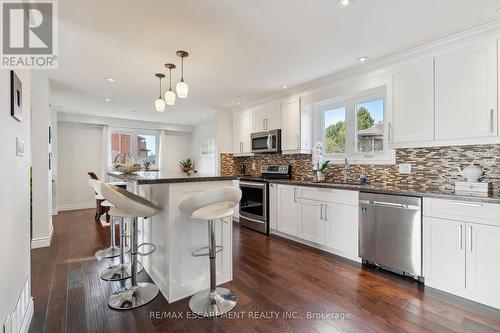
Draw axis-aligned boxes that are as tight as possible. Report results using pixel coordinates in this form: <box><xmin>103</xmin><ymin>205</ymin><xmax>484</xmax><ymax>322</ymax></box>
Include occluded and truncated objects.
<box><xmin>239</xmin><ymin>165</ymin><xmax>290</xmax><ymax>234</ymax></box>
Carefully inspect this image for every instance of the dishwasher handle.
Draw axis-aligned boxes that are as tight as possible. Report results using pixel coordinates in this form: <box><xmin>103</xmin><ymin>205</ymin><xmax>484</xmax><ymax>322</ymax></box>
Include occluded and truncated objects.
<box><xmin>360</xmin><ymin>199</ymin><xmax>421</xmax><ymax>210</ymax></box>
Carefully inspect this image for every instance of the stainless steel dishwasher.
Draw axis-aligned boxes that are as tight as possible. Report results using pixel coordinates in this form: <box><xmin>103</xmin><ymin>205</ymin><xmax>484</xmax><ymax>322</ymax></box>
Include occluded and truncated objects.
<box><xmin>359</xmin><ymin>192</ymin><xmax>422</xmax><ymax>280</ymax></box>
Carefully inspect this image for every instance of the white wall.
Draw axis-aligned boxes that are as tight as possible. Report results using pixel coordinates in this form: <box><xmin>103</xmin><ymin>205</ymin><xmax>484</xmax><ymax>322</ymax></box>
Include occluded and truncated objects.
<box><xmin>0</xmin><ymin>69</ymin><xmax>32</xmax><ymax>330</ymax></box>
<box><xmin>31</xmin><ymin>77</ymin><xmax>53</xmax><ymax>247</ymax></box>
<box><xmin>161</xmin><ymin>131</ymin><xmax>191</xmax><ymax>173</ymax></box>
<box><xmin>190</xmin><ymin>121</ymin><xmax>216</xmax><ymax>174</ymax></box>
<box><xmin>57</xmin><ymin>121</ymin><xmax>103</xmax><ymax>210</ymax></box>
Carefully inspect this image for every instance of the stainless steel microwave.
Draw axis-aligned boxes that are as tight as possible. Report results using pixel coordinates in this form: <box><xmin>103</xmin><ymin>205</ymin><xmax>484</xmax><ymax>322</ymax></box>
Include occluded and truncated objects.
<box><xmin>251</xmin><ymin>129</ymin><xmax>281</xmax><ymax>153</ymax></box>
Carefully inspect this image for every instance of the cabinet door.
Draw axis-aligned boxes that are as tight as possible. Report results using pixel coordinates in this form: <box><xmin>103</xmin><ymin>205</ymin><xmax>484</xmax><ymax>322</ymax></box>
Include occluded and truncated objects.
<box><xmin>392</xmin><ymin>59</ymin><xmax>435</xmax><ymax>144</ymax></box>
<box><xmin>239</xmin><ymin>110</ymin><xmax>253</xmax><ymax>153</ymax></box>
<box><xmin>253</xmin><ymin>105</ymin><xmax>266</xmax><ymax>132</ymax></box>
<box><xmin>423</xmin><ymin>217</ymin><xmax>466</xmax><ymax>292</ymax></box>
<box><xmin>324</xmin><ymin>203</ymin><xmax>358</xmax><ymax>258</ymax></box>
<box><xmin>466</xmin><ymin>223</ymin><xmax>500</xmax><ymax>308</ymax></box>
<box><xmin>266</xmin><ymin>100</ymin><xmax>281</xmax><ymax>130</ymax></box>
<box><xmin>269</xmin><ymin>183</ymin><xmax>278</xmax><ymax>231</ymax></box>
<box><xmin>298</xmin><ymin>200</ymin><xmax>324</xmax><ymax>245</ymax></box>
<box><xmin>281</xmin><ymin>97</ymin><xmax>301</xmax><ymax>151</ymax></box>
<box><xmin>435</xmin><ymin>39</ymin><xmax>497</xmax><ymax>140</ymax></box>
<box><xmin>276</xmin><ymin>185</ymin><xmax>298</xmax><ymax>236</ymax></box>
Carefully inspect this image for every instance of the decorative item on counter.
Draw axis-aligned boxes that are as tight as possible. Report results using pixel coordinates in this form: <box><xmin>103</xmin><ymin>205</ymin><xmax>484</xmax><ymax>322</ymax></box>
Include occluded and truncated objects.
<box><xmin>312</xmin><ymin>142</ymin><xmax>329</xmax><ymax>182</ymax></box>
<box><xmin>143</xmin><ymin>161</ymin><xmax>151</xmax><ymax>171</ymax></box>
<box><xmin>359</xmin><ymin>168</ymin><xmax>367</xmax><ymax>185</ymax></box>
<box><xmin>180</xmin><ymin>158</ymin><xmax>198</xmax><ymax>175</ymax></box>
<box><xmin>456</xmin><ymin>164</ymin><xmax>485</xmax><ymax>183</ymax></box>
<box><xmin>113</xmin><ymin>153</ymin><xmax>141</xmax><ymax>173</ymax></box>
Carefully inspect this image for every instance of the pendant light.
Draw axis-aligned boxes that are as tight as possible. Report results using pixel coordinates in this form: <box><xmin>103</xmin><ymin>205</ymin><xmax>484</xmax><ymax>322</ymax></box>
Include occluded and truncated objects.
<box><xmin>176</xmin><ymin>50</ymin><xmax>189</xmax><ymax>98</ymax></box>
<box><xmin>164</xmin><ymin>63</ymin><xmax>176</xmax><ymax>105</ymax></box>
<box><xmin>154</xmin><ymin>73</ymin><xmax>166</xmax><ymax>112</ymax></box>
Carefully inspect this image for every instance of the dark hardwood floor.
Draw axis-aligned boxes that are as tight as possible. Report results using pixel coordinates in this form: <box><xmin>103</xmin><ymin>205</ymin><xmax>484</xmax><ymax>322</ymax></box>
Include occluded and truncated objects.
<box><xmin>29</xmin><ymin>209</ymin><xmax>500</xmax><ymax>333</ymax></box>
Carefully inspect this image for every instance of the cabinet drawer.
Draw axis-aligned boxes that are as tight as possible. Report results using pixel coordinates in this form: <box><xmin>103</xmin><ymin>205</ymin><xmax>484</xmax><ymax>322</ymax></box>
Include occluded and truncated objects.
<box><xmin>297</xmin><ymin>186</ymin><xmax>358</xmax><ymax>206</ymax></box>
<box><xmin>424</xmin><ymin>198</ymin><xmax>500</xmax><ymax>226</ymax></box>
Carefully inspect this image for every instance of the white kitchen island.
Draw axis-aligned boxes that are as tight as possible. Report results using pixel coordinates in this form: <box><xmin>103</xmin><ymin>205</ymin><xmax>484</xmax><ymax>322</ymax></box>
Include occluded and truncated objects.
<box><xmin>108</xmin><ymin>171</ymin><xmax>237</xmax><ymax>303</ymax></box>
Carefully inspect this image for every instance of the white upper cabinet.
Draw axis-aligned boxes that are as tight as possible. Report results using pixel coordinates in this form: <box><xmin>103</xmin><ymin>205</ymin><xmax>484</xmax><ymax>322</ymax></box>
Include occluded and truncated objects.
<box><xmin>232</xmin><ymin>109</ymin><xmax>253</xmax><ymax>155</ymax></box>
<box><xmin>253</xmin><ymin>101</ymin><xmax>281</xmax><ymax>132</ymax></box>
<box><xmin>280</xmin><ymin>97</ymin><xmax>311</xmax><ymax>153</ymax></box>
<box><xmin>391</xmin><ymin>59</ymin><xmax>435</xmax><ymax>145</ymax></box>
<box><xmin>435</xmin><ymin>39</ymin><xmax>497</xmax><ymax>140</ymax></box>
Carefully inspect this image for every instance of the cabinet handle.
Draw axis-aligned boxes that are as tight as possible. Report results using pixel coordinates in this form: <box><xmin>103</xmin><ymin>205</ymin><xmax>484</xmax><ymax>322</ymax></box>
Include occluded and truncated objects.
<box><xmin>324</xmin><ymin>204</ymin><xmax>328</xmax><ymax>221</ymax></box>
<box><xmin>490</xmin><ymin>109</ymin><xmax>495</xmax><ymax>134</ymax></box>
<box><xmin>293</xmin><ymin>188</ymin><xmax>297</xmax><ymax>202</ymax></box>
<box><xmin>468</xmin><ymin>226</ymin><xmax>473</xmax><ymax>252</ymax></box>
<box><xmin>388</xmin><ymin>122</ymin><xmax>392</xmax><ymax>142</ymax></box>
<box><xmin>265</xmin><ymin>118</ymin><xmax>268</xmax><ymax>130</ymax></box>
<box><xmin>459</xmin><ymin>225</ymin><xmax>463</xmax><ymax>250</ymax></box>
<box><xmin>449</xmin><ymin>201</ymin><xmax>483</xmax><ymax>207</ymax></box>
<box><xmin>320</xmin><ymin>203</ymin><xmax>323</xmax><ymax>220</ymax></box>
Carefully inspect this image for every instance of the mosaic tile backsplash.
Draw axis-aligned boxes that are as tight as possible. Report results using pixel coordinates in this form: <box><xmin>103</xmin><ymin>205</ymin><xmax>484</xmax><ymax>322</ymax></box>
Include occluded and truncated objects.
<box><xmin>220</xmin><ymin>144</ymin><xmax>500</xmax><ymax>194</ymax></box>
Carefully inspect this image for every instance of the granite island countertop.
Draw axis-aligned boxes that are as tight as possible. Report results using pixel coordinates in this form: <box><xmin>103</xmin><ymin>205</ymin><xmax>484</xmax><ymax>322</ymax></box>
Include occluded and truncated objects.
<box><xmin>239</xmin><ymin>177</ymin><xmax>500</xmax><ymax>204</ymax></box>
<box><xmin>108</xmin><ymin>171</ymin><xmax>237</xmax><ymax>185</ymax></box>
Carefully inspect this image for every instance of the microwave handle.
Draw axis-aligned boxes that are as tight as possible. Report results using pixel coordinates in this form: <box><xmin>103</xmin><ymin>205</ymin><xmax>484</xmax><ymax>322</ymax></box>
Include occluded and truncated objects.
<box><xmin>267</xmin><ymin>134</ymin><xmax>272</xmax><ymax>149</ymax></box>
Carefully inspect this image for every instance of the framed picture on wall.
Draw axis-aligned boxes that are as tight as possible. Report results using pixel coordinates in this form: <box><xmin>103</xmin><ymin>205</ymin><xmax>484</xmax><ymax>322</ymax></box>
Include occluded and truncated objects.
<box><xmin>200</xmin><ymin>138</ymin><xmax>215</xmax><ymax>157</ymax></box>
<box><xmin>10</xmin><ymin>71</ymin><xmax>22</xmax><ymax>122</ymax></box>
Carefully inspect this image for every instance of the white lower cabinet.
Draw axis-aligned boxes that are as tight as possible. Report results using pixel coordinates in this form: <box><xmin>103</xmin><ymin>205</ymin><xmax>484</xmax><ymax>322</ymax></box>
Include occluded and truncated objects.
<box><xmin>423</xmin><ymin>198</ymin><xmax>500</xmax><ymax>309</ymax></box>
<box><xmin>275</xmin><ymin>184</ymin><xmax>359</xmax><ymax>262</ymax></box>
<box><xmin>324</xmin><ymin>203</ymin><xmax>359</xmax><ymax>259</ymax></box>
<box><xmin>423</xmin><ymin>217</ymin><xmax>466</xmax><ymax>292</ymax></box>
<box><xmin>298</xmin><ymin>199</ymin><xmax>324</xmax><ymax>244</ymax></box>
<box><xmin>276</xmin><ymin>184</ymin><xmax>298</xmax><ymax>236</ymax></box>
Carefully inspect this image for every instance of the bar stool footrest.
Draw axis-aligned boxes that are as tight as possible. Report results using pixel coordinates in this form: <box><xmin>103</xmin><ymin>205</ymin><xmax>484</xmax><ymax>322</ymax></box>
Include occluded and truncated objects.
<box><xmin>137</xmin><ymin>242</ymin><xmax>156</xmax><ymax>256</ymax></box>
<box><xmin>191</xmin><ymin>246</ymin><xmax>223</xmax><ymax>257</ymax></box>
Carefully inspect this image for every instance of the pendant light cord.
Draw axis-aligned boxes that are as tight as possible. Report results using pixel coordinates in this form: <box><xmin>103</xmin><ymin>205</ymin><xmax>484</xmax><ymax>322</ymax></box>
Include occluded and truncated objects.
<box><xmin>169</xmin><ymin>68</ymin><xmax>172</xmax><ymax>91</ymax></box>
<box><xmin>159</xmin><ymin>77</ymin><xmax>162</xmax><ymax>98</ymax></box>
<box><xmin>181</xmin><ymin>56</ymin><xmax>184</xmax><ymax>82</ymax></box>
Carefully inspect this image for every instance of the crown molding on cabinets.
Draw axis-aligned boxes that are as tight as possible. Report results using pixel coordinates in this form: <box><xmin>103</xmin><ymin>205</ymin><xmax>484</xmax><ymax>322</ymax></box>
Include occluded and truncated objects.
<box><xmin>232</xmin><ymin>19</ymin><xmax>500</xmax><ymax>113</ymax></box>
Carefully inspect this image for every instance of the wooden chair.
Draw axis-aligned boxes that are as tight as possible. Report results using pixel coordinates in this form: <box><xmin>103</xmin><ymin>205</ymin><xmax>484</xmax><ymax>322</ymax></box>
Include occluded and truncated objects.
<box><xmin>88</xmin><ymin>172</ymin><xmax>109</xmax><ymax>222</ymax></box>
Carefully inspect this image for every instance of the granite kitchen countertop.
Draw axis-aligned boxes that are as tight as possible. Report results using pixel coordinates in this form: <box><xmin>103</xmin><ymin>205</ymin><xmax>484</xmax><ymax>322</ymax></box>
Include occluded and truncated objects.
<box><xmin>108</xmin><ymin>171</ymin><xmax>237</xmax><ymax>185</ymax></box>
<box><xmin>239</xmin><ymin>177</ymin><xmax>500</xmax><ymax>204</ymax></box>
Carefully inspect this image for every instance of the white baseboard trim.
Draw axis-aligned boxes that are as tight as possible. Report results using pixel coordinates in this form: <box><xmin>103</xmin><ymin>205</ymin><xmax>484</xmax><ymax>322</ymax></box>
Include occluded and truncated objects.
<box><xmin>57</xmin><ymin>202</ymin><xmax>94</xmax><ymax>212</ymax></box>
<box><xmin>20</xmin><ymin>298</ymin><xmax>33</xmax><ymax>333</ymax></box>
<box><xmin>31</xmin><ymin>223</ymin><xmax>53</xmax><ymax>249</ymax></box>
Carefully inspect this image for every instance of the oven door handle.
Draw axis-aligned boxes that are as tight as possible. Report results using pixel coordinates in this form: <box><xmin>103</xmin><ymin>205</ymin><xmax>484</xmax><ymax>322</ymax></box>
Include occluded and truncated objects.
<box><xmin>239</xmin><ymin>181</ymin><xmax>267</xmax><ymax>188</ymax></box>
<box><xmin>267</xmin><ymin>134</ymin><xmax>272</xmax><ymax>149</ymax></box>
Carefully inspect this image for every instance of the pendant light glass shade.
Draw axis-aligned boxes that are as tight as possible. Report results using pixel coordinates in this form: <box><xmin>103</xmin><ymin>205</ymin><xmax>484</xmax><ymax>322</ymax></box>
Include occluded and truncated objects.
<box><xmin>165</xmin><ymin>90</ymin><xmax>176</xmax><ymax>105</ymax></box>
<box><xmin>155</xmin><ymin>98</ymin><xmax>166</xmax><ymax>112</ymax></box>
<box><xmin>176</xmin><ymin>80</ymin><xmax>188</xmax><ymax>98</ymax></box>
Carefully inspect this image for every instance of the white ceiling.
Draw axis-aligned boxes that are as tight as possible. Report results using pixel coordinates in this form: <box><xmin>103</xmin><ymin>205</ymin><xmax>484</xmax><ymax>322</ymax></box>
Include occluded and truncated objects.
<box><xmin>47</xmin><ymin>0</ymin><xmax>500</xmax><ymax>126</ymax></box>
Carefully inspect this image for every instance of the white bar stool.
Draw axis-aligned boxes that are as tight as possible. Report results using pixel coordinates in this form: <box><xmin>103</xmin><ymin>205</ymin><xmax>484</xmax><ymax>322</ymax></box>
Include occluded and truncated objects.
<box><xmin>89</xmin><ymin>180</ymin><xmax>120</xmax><ymax>259</ymax></box>
<box><xmin>179</xmin><ymin>186</ymin><xmax>242</xmax><ymax>317</ymax></box>
<box><xmin>101</xmin><ymin>183</ymin><xmax>161</xmax><ymax>310</ymax></box>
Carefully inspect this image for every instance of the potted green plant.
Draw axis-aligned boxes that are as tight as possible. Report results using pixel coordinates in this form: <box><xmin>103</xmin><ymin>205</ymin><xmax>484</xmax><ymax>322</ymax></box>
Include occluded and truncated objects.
<box><xmin>316</xmin><ymin>160</ymin><xmax>330</xmax><ymax>182</ymax></box>
<box><xmin>312</xmin><ymin>142</ymin><xmax>330</xmax><ymax>182</ymax></box>
<box><xmin>179</xmin><ymin>158</ymin><xmax>197</xmax><ymax>175</ymax></box>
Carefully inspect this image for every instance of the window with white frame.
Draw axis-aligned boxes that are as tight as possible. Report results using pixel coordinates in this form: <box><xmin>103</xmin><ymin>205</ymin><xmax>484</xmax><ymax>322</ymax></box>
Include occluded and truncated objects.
<box><xmin>315</xmin><ymin>87</ymin><xmax>394</xmax><ymax>164</ymax></box>
<box><xmin>111</xmin><ymin>129</ymin><xmax>160</xmax><ymax>167</ymax></box>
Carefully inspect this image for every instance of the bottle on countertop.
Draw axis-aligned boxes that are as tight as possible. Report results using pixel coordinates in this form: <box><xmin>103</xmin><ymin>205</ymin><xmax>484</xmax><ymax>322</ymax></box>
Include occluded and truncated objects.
<box><xmin>359</xmin><ymin>168</ymin><xmax>367</xmax><ymax>185</ymax></box>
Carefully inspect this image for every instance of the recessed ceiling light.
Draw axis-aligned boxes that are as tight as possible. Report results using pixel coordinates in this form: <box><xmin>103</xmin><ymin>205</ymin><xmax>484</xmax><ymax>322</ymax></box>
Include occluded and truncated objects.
<box><xmin>105</xmin><ymin>77</ymin><xmax>116</xmax><ymax>83</ymax></box>
<box><xmin>356</xmin><ymin>56</ymin><xmax>369</xmax><ymax>63</ymax></box>
<box><xmin>338</xmin><ymin>0</ymin><xmax>354</xmax><ymax>7</ymax></box>
<box><xmin>201</xmin><ymin>111</ymin><xmax>207</xmax><ymax>116</ymax></box>
<box><xmin>282</xmin><ymin>85</ymin><xmax>289</xmax><ymax>89</ymax></box>
<box><xmin>96</xmin><ymin>113</ymin><xmax>101</xmax><ymax>116</ymax></box>
<box><xmin>104</xmin><ymin>97</ymin><xmax>112</xmax><ymax>102</ymax></box>
<box><xmin>236</xmin><ymin>101</ymin><xmax>243</xmax><ymax>105</ymax></box>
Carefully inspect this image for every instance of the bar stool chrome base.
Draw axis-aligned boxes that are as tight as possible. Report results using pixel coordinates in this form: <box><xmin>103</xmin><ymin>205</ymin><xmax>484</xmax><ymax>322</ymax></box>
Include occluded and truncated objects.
<box><xmin>95</xmin><ymin>246</ymin><xmax>120</xmax><ymax>260</ymax></box>
<box><xmin>189</xmin><ymin>287</ymin><xmax>237</xmax><ymax>317</ymax></box>
<box><xmin>100</xmin><ymin>262</ymin><xmax>143</xmax><ymax>281</ymax></box>
<box><xmin>108</xmin><ymin>282</ymin><xmax>159</xmax><ymax>310</ymax></box>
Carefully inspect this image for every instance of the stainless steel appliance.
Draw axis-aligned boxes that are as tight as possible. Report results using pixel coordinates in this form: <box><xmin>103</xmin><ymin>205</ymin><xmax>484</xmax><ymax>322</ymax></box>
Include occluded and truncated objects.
<box><xmin>359</xmin><ymin>192</ymin><xmax>423</xmax><ymax>279</ymax></box>
<box><xmin>251</xmin><ymin>129</ymin><xmax>281</xmax><ymax>154</ymax></box>
<box><xmin>239</xmin><ymin>165</ymin><xmax>290</xmax><ymax>234</ymax></box>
